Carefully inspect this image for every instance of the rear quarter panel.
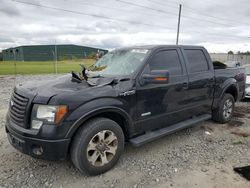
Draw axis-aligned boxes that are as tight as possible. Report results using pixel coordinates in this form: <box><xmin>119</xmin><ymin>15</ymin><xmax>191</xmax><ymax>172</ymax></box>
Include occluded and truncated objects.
<box><xmin>213</xmin><ymin>67</ymin><xmax>245</xmax><ymax>108</ymax></box>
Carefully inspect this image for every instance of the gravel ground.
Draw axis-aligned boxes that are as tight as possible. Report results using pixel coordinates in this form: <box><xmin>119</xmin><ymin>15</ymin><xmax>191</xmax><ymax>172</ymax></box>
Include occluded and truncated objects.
<box><xmin>0</xmin><ymin>75</ymin><xmax>250</xmax><ymax>188</ymax></box>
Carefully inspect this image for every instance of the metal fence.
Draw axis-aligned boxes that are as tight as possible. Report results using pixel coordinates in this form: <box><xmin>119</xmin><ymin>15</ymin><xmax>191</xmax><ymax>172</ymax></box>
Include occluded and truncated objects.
<box><xmin>210</xmin><ymin>53</ymin><xmax>250</xmax><ymax>65</ymax></box>
<box><xmin>2</xmin><ymin>45</ymin><xmax>108</xmax><ymax>61</ymax></box>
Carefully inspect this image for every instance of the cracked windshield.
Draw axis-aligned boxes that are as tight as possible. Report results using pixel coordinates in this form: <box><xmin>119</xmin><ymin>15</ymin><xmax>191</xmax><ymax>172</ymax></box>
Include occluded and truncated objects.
<box><xmin>89</xmin><ymin>49</ymin><xmax>149</xmax><ymax>76</ymax></box>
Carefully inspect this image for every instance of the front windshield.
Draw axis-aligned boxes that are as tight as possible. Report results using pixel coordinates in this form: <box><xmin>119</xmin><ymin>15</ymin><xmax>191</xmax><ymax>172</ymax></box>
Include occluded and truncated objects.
<box><xmin>88</xmin><ymin>48</ymin><xmax>149</xmax><ymax>77</ymax></box>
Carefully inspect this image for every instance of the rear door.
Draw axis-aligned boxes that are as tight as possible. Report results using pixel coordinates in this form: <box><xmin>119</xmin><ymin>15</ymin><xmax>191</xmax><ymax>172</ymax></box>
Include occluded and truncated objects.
<box><xmin>182</xmin><ymin>47</ymin><xmax>215</xmax><ymax>115</ymax></box>
<box><xmin>135</xmin><ymin>47</ymin><xmax>190</xmax><ymax>132</ymax></box>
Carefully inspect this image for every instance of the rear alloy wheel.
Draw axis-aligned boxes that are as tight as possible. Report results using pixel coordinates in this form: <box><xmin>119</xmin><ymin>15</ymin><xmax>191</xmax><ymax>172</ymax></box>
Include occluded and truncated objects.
<box><xmin>223</xmin><ymin>98</ymin><xmax>233</xmax><ymax>119</ymax></box>
<box><xmin>212</xmin><ymin>93</ymin><xmax>235</xmax><ymax>123</ymax></box>
<box><xmin>70</xmin><ymin>118</ymin><xmax>124</xmax><ymax>175</ymax></box>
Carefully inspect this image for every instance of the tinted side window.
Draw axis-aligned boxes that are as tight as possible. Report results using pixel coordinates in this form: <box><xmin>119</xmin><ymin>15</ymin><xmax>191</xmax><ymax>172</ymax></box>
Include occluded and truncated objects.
<box><xmin>184</xmin><ymin>49</ymin><xmax>209</xmax><ymax>73</ymax></box>
<box><xmin>149</xmin><ymin>50</ymin><xmax>182</xmax><ymax>75</ymax></box>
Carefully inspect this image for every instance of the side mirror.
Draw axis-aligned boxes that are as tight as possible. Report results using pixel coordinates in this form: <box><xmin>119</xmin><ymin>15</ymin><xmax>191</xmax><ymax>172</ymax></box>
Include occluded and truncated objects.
<box><xmin>141</xmin><ymin>70</ymin><xmax>169</xmax><ymax>85</ymax></box>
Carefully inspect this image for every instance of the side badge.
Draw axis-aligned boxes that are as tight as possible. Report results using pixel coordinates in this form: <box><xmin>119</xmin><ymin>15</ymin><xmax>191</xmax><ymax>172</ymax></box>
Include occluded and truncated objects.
<box><xmin>141</xmin><ymin>112</ymin><xmax>151</xmax><ymax>117</ymax></box>
<box><xmin>119</xmin><ymin>90</ymin><xmax>135</xmax><ymax>97</ymax></box>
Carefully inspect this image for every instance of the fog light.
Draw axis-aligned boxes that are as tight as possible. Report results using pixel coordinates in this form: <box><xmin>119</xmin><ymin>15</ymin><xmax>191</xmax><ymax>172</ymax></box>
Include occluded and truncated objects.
<box><xmin>31</xmin><ymin>120</ymin><xmax>43</xmax><ymax>130</ymax></box>
<box><xmin>32</xmin><ymin>145</ymin><xmax>43</xmax><ymax>155</ymax></box>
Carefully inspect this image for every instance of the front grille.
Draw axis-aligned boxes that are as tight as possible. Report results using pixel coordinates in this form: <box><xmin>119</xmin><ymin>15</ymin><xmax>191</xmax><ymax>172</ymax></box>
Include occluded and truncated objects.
<box><xmin>9</xmin><ymin>91</ymin><xmax>29</xmax><ymax>128</ymax></box>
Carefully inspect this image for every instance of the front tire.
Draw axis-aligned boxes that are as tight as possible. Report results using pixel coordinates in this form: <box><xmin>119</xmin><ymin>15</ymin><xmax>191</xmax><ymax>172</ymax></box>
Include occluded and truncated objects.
<box><xmin>212</xmin><ymin>93</ymin><xmax>235</xmax><ymax>123</ymax></box>
<box><xmin>70</xmin><ymin>118</ymin><xmax>124</xmax><ymax>175</ymax></box>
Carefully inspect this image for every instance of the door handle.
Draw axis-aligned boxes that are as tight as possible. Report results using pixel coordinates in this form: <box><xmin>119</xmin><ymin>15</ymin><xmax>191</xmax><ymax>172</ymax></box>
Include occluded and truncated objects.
<box><xmin>182</xmin><ymin>82</ymin><xmax>188</xmax><ymax>89</ymax></box>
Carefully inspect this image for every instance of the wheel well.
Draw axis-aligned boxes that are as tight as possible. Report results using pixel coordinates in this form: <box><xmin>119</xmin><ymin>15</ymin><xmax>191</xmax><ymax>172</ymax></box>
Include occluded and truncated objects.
<box><xmin>95</xmin><ymin>112</ymin><xmax>129</xmax><ymax>139</ymax></box>
<box><xmin>68</xmin><ymin>111</ymin><xmax>130</xmax><ymax>155</ymax></box>
<box><xmin>225</xmin><ymin>85</ymin><xmax>238</xmax><ymax>101</ymax></box>
<box><xmin>71</xmin><ymin>111</ymin><xmax>130</xmax><ymax>141</ymax></box>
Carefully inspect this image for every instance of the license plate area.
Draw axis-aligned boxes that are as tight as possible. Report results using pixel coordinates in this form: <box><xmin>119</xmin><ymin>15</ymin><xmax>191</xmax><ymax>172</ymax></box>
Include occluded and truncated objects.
<box><xmin>7</xmin><ymin>133</ymin><xmax>25</xmax><ymax>150</ymax></box>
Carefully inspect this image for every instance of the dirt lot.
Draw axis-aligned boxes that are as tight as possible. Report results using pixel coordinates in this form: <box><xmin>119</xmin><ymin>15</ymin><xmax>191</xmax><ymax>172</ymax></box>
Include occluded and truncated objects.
<box><xmin>0</xmin><ymin>75</ymin><xmax>250</xmax><ymax>188</ymax></box>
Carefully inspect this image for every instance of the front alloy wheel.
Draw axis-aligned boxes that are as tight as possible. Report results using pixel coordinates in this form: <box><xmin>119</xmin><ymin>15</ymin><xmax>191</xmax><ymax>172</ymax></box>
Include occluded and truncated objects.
<box><xmin>70</xmin><ymin>118</ymin><xmax>124</xmax><ymax>175</ymax></box>
<box><xmin>87</xmin><ymin>130</ymin><xmax>118</xmax><ymax>167</ymax></box>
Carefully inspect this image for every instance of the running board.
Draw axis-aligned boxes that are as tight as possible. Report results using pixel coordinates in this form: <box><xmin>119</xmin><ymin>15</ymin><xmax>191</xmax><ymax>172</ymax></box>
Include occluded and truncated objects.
<box><xmin>130</xmin><ymin>114</ymin><xmax>211</xmax><ymax>147</ymax></box>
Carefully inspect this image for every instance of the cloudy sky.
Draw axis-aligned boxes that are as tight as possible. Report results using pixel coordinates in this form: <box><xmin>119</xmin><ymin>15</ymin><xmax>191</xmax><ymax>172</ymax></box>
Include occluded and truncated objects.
<box><xmin>0</xmin><ymin>0</ymin><xmax>250</xmax><ymax>53</ymax></box>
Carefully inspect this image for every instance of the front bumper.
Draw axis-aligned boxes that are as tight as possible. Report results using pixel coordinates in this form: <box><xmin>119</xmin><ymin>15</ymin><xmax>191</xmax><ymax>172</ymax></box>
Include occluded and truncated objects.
<box><xmin>6</xmin><ymin>119</ymin><xmax>71</xmax><ymax>161</ymax></box>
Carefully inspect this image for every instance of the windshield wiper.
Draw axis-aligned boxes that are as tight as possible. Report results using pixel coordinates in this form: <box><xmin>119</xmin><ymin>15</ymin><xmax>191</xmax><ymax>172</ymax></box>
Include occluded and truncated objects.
<box><xmin>71</xmin><ymin>64</ymin><xmax>89</xmax><ymax>82</ymax></box>
<box><xmin>88</xmin><ymin>74</ymin><xmax>104</xmax><ymax>78</ymax></box>
<box><xmin>80</xmin><ymin>64</ymin><xmax>88</xmax><ymax>81</ymax></box>
<box><xmin>71</xmin><ymin>71</ymin><xmax>82</xmax><ymax>83</ymax></box>
<box><xmin>71</xmin><ymin>64</ymin><xmax>109</xmax><ymax>85</ymax></box>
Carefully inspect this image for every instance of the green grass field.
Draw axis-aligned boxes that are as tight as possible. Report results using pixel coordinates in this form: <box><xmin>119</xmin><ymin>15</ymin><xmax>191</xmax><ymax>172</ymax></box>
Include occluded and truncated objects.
<box><xmin>0</xmin><ymin>59</ymin><xmax>95</xmax><ymax>75</ymax></box>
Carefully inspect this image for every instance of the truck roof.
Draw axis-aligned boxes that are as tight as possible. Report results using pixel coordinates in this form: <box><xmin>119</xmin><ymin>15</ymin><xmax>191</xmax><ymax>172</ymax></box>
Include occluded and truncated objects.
<box><xmin>116</xmin><ymin>45</ymin><xmax>205</xmax><ymax>50</ymax></box>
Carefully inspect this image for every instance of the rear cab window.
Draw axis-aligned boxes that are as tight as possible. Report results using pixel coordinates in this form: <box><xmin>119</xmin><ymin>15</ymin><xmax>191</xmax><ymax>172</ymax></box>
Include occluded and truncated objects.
<box><xmin>184</xmin><ymin>49</ymin><xmax>209</xmax><ymax>73</ymax></box>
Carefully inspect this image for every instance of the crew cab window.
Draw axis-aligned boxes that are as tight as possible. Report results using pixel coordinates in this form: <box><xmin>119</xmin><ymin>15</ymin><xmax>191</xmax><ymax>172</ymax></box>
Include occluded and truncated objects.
<box><xmin>184</xmin><ymin>49</ymin><xmax>209</xmax><ymax>73</ymax></box>
<box><xmin>149</xmin><ymin>50</ymin><xmax>182</xmax><ymax>75</ymax></box>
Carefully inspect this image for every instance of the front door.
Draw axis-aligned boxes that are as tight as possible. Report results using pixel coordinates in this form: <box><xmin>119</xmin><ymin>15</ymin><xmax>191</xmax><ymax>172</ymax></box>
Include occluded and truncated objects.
<box><xmin>135</xmin><ymin>48</ymin><xmax>189</xmax><ymax>132</ymax></box>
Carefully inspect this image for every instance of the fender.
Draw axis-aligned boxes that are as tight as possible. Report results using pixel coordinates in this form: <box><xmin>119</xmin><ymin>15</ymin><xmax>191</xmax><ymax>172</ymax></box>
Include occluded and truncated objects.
<box><xmin>64</xmin><ymin>98</ymin><xmax>135</xmax><ymax>138</ymax></box>
<box><xmin>212</xmin><ymin>78</ymin><xmax>239</xmax><ymax>109</ymax></box>
<box><xmin>219</xmin><ymin>79</ymin><xmax>239</xmax><ymax>99</ymax></box>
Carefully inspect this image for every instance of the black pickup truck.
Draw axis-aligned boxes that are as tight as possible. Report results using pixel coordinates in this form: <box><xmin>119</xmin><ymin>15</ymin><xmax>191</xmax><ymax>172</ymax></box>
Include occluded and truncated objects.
<box><xmin>6</xmin><ymin>45</ymin><xmax>245</xmax><ymax>175</ymax></box>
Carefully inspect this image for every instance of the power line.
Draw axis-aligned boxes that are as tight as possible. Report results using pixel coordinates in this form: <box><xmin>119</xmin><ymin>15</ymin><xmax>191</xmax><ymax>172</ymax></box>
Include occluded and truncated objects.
<box><xmin>149</xmin><ymin>0</ymin><xmax>250</xmax><ymax>26</ymax></box>
<box><xmin>116</xmin><ymin>0</ymin><xmax>245</xmax><ymax>27</ymax></box>
<box><xmin>12</xmin><ymin>0</ymin><xmax>176</xmax><ymax>30</ymax></box>
<box><xmin>12</xmin><ymin>0</ymin><xmax>247</xmax><ymax>41</ymax></box>
<box><xmin>116</xmin><ymin>0</ymin><xmax>179</xmax><ymax>17</ymax></box>
<box><xmin>184</xmin><ymin>7</ymin><xmax>250</xmax><ymax>26</ymax></box>
<box><xmin>68</xmin><ymin>0</ymin><xmax>175</xmax><ymax>19</ymax></box>
<box><xmin>185</xmin><ymin>30</ymin><xmax>246</xmax><ymax>40</ymax></box>
<box><xmin>66</xmin><ymin>0</ymin><xmax>249</xmax><ymax>40</ymax></box>
<box><xmin>46</xmin><ymin>0</ymin><xmax>249</xmax><ymax>35</ymax></box>
<box><xmin>74</xmin><ymin>0</ymin><xmax>234</xmax><ymax>26</ymax></box>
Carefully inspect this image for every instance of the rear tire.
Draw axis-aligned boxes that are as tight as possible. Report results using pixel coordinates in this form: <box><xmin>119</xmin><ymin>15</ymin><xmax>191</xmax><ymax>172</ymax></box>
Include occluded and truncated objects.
<box><xmin>212</xmin><ymin>93</ymin><xmax>235</xmax><ymax>123</ymax></box>
<box><xmin>70</xmin><ymin>117</ymin><xmax>124</xmax><ymax>175</ymax></box>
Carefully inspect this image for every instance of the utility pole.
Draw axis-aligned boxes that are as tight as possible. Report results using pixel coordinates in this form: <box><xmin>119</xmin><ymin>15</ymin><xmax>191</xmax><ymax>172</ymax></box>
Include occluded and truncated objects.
<box><xmin>176</xmin><ymin>4</ymin><xmax>182</xmax><ymax>45</ymax></box>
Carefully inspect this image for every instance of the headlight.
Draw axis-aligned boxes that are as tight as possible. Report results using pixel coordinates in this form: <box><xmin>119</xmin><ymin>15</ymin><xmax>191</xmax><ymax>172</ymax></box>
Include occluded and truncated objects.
<box><xmin>37</xmin><ymin>105</ymin><xmax>58</xmax><ymax>122</ymax></box>
<box><xmin>31</xmin><ymin>104</ymin><xmax>68</xmax><ymax>129</ymax></box>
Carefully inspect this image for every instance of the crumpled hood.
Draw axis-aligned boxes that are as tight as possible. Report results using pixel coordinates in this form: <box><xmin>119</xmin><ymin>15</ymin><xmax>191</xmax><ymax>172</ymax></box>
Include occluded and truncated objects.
<box><xmin>17</xmin><ymin>75</ymin><xmax>87</xmax><ymax>97</ymax></box>
<box><xmin>18</xmin><ymin>74</ymin><xmax>114</xmax><ymax>95</ymax></box>
<box><xmin>16</xmin><ymin>74</ymin><xmax>132</xmax><ymax>107</ymax></box>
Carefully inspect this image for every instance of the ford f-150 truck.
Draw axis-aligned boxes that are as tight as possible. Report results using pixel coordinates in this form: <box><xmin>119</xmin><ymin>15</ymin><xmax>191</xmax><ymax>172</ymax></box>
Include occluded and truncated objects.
<box><xmin>6</xmin><ymin>45</ymin><xmax>245</xmax><ymax>175</ymax></box>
